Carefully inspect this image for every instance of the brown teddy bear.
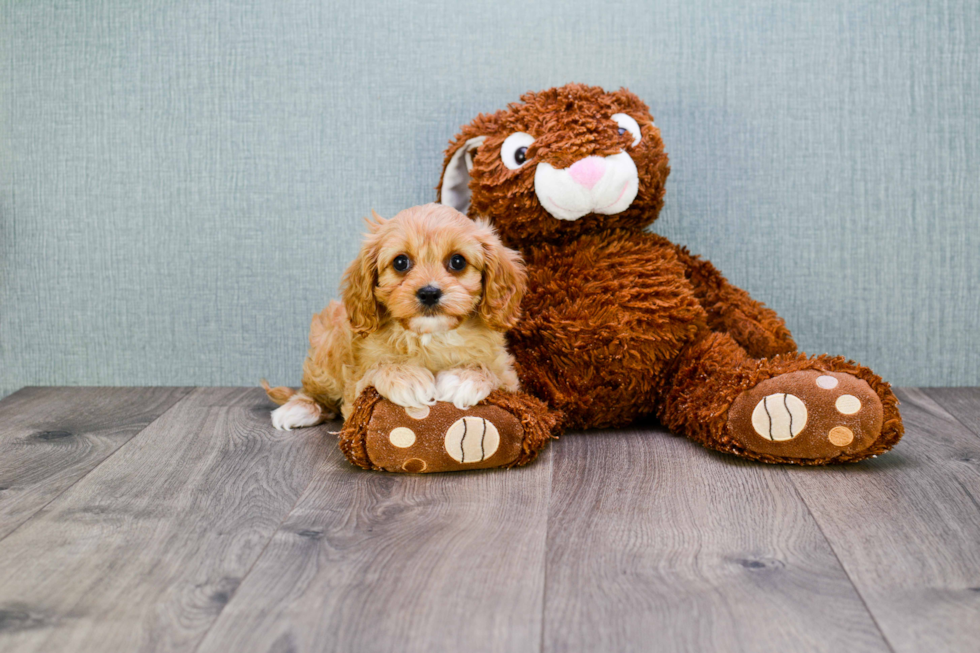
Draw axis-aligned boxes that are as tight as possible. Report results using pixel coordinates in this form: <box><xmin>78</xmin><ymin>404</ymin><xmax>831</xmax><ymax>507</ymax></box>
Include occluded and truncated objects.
<box><xmin>338</xmin><ymin>83</ymin><xmax>903</xmax><ymax>471</ymax></box>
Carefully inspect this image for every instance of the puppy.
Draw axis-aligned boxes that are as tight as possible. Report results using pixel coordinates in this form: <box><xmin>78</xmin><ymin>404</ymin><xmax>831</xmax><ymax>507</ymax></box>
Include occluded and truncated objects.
<box><xmin>264</xmin><ymin>203</ymin><xmax>526</xmax><ymax>431</ymax></box>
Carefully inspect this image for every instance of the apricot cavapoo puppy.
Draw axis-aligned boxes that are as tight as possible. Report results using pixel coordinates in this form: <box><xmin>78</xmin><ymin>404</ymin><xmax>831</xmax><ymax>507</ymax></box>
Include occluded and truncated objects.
<box><xmin>263</xmin><ymin>203</ymin><xmax>526</xmax><ymax>430</ymax></box>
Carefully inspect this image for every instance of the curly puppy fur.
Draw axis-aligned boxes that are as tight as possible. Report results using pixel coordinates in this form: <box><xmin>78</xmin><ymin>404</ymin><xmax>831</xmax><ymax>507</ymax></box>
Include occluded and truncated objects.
<box><xmin>266</xmin><ymin>204</ymin><xmax>526</xmax><ymax>427</ymax></box>
<box><xmin>437</xmin><ymin>84</ymin><xmax>902</xmax><ymax>464</ymax></box>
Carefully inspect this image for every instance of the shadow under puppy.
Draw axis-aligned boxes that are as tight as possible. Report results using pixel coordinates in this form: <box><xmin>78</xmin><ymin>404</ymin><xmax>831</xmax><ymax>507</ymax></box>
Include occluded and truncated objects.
<box><xmin>264</xmin><ymin>203</ymin><xmax>526</xmax><ymax>430</ymax></box>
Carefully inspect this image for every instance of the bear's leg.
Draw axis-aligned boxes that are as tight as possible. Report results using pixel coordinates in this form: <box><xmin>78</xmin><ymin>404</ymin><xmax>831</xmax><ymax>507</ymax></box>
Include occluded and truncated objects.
<box><xmin>669</xmin><ymin>243</ymin><xmax>798</xmax><ymax>358</ymax></box>
<box><xmin>338</xmin><ymin>388</ymin><xmax>560</xmax><ymax>473</ymax></box>
<box><xmin>658</xmin><ymin>330</ymin><xmax>903</xmax><ymax>464</ymax></box>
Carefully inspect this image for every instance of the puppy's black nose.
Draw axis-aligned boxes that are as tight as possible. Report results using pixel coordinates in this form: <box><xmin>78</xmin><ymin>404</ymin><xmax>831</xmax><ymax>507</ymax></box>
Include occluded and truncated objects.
<box><xmin>416</xmin><ymin>285</ymin><xmax>442</xmax><ymax>306</ymax></box>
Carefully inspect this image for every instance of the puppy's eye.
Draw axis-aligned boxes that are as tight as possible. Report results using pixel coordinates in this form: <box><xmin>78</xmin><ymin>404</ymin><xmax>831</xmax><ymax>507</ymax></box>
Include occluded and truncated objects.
<box><xmin>500</xmin><ymin>132</ymin><xmax>535</xmax><ymax>170</ymax></box>
<box><xmin>448</xmin><ymin>254</ymin><xmax>467</xmax><ymax>271</ymax></box>
<box><xmin>611</xmin><ymin>113</ymin><xmax>642</xmax><ymax>147</ymax></box>
<box><xmin>392</xmin><ymin>254</ymin><xmax>412</xmax><ymax>272</ymax></box>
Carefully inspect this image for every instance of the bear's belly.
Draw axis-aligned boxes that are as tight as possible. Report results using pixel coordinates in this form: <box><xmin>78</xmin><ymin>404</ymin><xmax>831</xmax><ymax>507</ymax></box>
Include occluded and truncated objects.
<box><xmin>508</xmin><ymin>231</ymin><xmax>706</xmax><ymax>429</ymax></box>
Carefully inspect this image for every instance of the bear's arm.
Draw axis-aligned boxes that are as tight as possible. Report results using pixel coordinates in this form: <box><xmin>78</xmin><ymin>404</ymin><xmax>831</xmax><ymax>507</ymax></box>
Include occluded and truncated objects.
<box><xmin>665</xmin><ymin>239</ymin><xmax>797</xmax><ymax>358</ymax></box>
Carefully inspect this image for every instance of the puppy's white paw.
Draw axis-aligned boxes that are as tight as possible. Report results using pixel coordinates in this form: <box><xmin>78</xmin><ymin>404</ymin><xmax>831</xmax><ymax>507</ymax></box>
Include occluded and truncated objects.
<box><xmin>378</xmin><ymin>374</ymin><xmax>437</xmax><ymax>410</ymax></box>
<box><xmin>435</xmin><ymin>371</ymin><xmax>492</xmax><ymax>410</ymax></box>
<box><xmin>271</xmin><ymin>398</ymin><xmax>324</xmax><ymax>431</ymax></box>
<box><xmin>435</xmin><ymin>372</ymin><xmax>462</xmax><ymax>402</ymax></box>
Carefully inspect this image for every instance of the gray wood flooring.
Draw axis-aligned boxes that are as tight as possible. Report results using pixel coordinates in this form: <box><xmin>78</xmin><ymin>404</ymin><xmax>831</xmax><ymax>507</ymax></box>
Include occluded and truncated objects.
<box><xmin>0</xmin><ymin>386</ymin><xmax>977</xmax><ymax>653</ymax></box>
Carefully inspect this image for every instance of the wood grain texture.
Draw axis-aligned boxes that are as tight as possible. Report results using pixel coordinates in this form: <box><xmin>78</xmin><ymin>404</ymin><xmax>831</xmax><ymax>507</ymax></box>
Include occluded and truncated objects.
<box><xmin>0</xmin><ymin>386</ymin><xmax>191</xmax><ymax>540</ymax></box>
<box><xmin>923</xmin><ymin>387</ymin><xmax>980</xmax><ymax>438</ymax></box>
<box><xmin>541</xmin><ymin>428</ymin><xmax>888</xmax><ymax>653</ymax></box>
<box><xmin>787</xmin><ymin>388</ymin><xmax>980</xmax><ymax>653</ymax></box>
<box><xmin>196</xmin><ymin>445</ymin><xmax>553</xmax><ymax>653</ymax></box>
<box><xmin>2</xmin><ymin>386</ymin><xmax>980</xmax><ymax>652</ymax></box>
<box><xmin>0</xmin><ymin>387</ymin><xmax>334</xmax><ymax>653</ymax></box>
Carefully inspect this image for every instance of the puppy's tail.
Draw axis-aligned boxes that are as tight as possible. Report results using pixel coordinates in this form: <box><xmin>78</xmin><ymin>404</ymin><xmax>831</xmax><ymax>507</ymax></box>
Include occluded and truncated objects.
<box><xmin>260</xmin><ymin>379</ymin><xmax>296</xmax><ymax>406</ymax></box>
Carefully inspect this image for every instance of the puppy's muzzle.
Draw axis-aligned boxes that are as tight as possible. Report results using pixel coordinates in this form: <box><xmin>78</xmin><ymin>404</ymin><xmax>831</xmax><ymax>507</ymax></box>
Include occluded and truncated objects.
<box><xmin>416</xmin><ymin>285</ymin><xmax>442</xmax><ymax>307</ymax></box>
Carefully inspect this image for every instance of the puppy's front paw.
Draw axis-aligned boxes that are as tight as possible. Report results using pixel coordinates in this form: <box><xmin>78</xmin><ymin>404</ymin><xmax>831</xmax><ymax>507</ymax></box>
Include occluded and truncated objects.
<box><xmin>376</xmin><ymin>368</ymin><xmax>437</xmax><ymax>409</ymax></box>
<box><xmin>383</xmin><ymin>381</ymin><xmax>437</xmax><ymax>409</ymax></box>
<box><xmin>435</xmin><ymin>370</ymin><xmax>493</xmax><ymax>410</ymax></box>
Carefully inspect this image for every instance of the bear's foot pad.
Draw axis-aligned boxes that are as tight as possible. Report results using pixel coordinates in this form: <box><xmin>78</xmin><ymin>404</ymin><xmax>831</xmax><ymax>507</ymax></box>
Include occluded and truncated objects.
<box><xmin>729</xmin><ymin>371</ymin><xmax>883</xmax><ymax>460</ymax></box>
<box><xmin>364</xmin><ymin>401</ymin><xmax>524</xmax><ymax>473</ymax></box>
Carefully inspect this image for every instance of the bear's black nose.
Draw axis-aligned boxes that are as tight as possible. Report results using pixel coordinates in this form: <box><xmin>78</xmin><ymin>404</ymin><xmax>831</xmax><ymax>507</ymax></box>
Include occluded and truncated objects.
<box><xmin>416</xmin><ymin>285</ymin><xmax>442</xmax><ymax>306</ymax></box>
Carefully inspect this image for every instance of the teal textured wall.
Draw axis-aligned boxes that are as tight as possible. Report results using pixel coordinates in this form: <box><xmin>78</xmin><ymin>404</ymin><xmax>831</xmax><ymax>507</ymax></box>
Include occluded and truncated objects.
<box><xmin>2</xmin><ymin>0</ymin><xmax>978</xmax><ymax>397</ymax></box>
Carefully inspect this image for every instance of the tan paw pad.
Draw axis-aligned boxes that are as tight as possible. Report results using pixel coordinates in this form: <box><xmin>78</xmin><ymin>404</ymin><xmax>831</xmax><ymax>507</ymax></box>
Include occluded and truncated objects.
<box><xmin>728</xmin><ymin>370</ymin><xmax>885</xmax><ymax>461</ymax></box>
<box><xmin>835</xmin><ymin>394</ymin><xmax>861</xmax><ymax>415</ymax></box>
<box><xmin>402</xmin><ymin>458</ymin><xmax>427</xmax><ymax>473</ymax></box>
<box><xmin>828</xmin><ymin>426</ymin><xmax>854</xmax><ymax>447</ymax></box>
<box><xmin>389</xmin><ymin>427</ymin><xmax>416</xmax><ymax>448</ymax></box>
<box><xmin>816</xmin><ymin>375</ymin><xmax>839</xmax><ymax>389</ymax></box>
<box><xmin>363</xmin><ymin>400</ymin><xmax>525</xmax><ymax>473</ymax></box>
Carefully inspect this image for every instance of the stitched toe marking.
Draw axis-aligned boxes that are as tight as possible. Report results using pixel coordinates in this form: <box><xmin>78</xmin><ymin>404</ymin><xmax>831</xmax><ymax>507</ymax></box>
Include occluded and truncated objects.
<box><xmin>751</xmin><ymin>393</ymin><xmax>808</xmax><ymax>441</ymax></box>
<box><xmin>445</xmin><ymin>416</ymin><xmax>500</xmax><ymax>463</ymax></box>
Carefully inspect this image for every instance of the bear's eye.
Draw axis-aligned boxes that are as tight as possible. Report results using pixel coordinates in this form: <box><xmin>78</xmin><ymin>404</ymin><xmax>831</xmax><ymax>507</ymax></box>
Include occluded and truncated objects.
<box><xmin>500</xmin><ymin>132</ymin><xmax>536</xmax><ymax>170</ymax></box>
<box><xmin>392</xmin><ymin>254</ymin><xmax>412</xmax><ymax>272</ymax></box>
<box><xmin>448</xmin><ymin>254</ymin><xmax>467</xmax><ymax>271</ymax></box>
<box><xmin>612</xmin><ymin>113</ymin><xmax>642</xmax><ymax>147</ymax></box>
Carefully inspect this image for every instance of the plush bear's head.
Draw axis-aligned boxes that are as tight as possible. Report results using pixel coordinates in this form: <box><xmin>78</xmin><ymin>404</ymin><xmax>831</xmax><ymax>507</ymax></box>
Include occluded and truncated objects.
<box><xmin>438</xmin><ymin>84</ymin><xmax>670</xmax><ymax>246</ymax></box>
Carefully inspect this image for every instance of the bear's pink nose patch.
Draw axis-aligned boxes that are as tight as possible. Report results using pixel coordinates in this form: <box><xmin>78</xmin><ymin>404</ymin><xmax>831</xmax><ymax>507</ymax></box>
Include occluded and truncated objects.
<box><xmin>568</xmin><ymin>156</ymin><xmax>606</xmax><ymax>190</ymax></box>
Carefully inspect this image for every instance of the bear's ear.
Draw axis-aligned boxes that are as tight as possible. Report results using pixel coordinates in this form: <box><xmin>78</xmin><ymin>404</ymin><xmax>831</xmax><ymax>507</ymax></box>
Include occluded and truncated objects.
<box><xmin>438</xmin><ymin>135</ymin><xmax>486</xmax><ymax>213</ymax></box>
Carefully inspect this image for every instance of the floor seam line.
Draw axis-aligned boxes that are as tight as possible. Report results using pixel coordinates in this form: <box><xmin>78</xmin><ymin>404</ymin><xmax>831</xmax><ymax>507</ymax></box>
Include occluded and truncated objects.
<box><xmin>538</xmin><ymin>447</ymin><xmax>555</xmax><ymax>653</ymax></box>
<box><xmin>784</xmin><ymin>468</ymin><xmax>897</xmax><ymax>653</ymax></box>
<box><xmin>919</xmin><ymin>387</ymin><xmax>980</xmax><ymax>442</ymax></box>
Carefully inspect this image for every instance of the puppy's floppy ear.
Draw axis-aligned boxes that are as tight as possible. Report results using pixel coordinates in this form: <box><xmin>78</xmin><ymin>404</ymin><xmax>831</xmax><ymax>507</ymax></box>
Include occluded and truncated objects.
<box><xmin>476</xmin><ymin>220</ymin><xmax>526</xmax><ymax>331</ymax></box>
<box><xmin>342</xmin><ymin>225</ymin><xmax>383</xmax><ymax>335</ymax></box>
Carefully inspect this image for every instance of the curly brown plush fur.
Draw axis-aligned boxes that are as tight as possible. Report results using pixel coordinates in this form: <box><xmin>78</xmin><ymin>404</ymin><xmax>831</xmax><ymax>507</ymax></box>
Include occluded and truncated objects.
<box><xmin>436</xmin><ymin>84</ymin><xmax>902</xmax><ymax>464</ymax></box>
<box><xmin>480</xmin><ymin>389</ymin><xmax>560</xmax><ymax>467</ymax></box>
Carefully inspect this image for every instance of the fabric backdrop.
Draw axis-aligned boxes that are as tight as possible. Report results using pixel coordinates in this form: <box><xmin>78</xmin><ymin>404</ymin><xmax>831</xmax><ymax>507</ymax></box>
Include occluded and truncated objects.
<box><xmin>2</xmin><ymin>0</ymin><xmax>978</xmax><ymax>398</ymax></box>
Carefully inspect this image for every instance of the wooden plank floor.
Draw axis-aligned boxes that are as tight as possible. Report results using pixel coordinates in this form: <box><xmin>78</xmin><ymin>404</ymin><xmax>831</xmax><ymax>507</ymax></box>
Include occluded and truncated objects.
<box><xmin>0</xmin><ymin>387</ymin><xmax>977</xmax><ymax>653</ymax></box>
